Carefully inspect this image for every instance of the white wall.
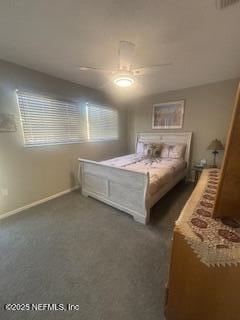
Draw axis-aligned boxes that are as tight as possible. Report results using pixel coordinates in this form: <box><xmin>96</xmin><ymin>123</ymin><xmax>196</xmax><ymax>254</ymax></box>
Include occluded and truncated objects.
<box><xmin>127</xmin><ymin>79</ymin><xmax>239</xmax><ymax>175</ymax></box>
<box><xmin>0</xmin><ymin>60</ymin><xmax>128</xmax><ymax>215</ymax></box>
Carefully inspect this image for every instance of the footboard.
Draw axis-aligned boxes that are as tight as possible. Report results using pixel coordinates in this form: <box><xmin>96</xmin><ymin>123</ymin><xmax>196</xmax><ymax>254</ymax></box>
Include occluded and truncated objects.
<box><xmin>78</xmin><ymin>159</ymin><xmax>150</xmax><ymax>224</ymax></box>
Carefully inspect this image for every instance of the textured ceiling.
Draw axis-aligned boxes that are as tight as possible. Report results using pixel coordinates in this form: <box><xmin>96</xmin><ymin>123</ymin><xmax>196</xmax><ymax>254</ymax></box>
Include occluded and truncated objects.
<box><xmin>0</xmin><ymin>0</ymin><xmax>239</xmax><ymax>99</ymax></box>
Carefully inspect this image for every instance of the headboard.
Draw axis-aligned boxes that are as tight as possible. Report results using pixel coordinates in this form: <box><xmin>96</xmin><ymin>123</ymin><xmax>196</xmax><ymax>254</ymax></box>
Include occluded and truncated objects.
<box><xmin>135</xmin><ymin>132</ymin><xmax>192</xmax><ymax>168</ymax></box>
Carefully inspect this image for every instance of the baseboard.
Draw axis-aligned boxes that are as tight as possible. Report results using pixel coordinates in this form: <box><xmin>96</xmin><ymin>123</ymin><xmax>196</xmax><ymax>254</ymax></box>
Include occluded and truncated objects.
<box><xmin>0</xmin><ymin>186</ymin><xmax>79</xmax><ymax>221</ymax></box>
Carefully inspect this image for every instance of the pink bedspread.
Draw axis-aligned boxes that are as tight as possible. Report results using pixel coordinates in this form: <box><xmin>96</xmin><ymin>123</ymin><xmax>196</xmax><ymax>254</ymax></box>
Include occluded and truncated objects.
<box><xmin>101</xmin><ymin>154</ymin><xmax>186</xmax><ymax>195</ymax></box>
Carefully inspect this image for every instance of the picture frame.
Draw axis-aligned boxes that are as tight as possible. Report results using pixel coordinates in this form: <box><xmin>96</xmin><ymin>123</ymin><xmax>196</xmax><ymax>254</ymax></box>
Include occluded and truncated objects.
<box><xmin>152</xmin><ymin>100</ymin><xmax>185</xmax><ymax>129</ymax></box>
<box><xmin>0</xmin><ymin>113</ymin><xmax>17</xmax><ymax>132</ymax></box>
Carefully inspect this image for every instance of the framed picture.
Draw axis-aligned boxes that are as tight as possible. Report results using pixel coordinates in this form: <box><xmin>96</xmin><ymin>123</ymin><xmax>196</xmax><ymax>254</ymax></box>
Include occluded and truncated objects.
<box><xmin>0</xmin><ymin>113</ymin><xmax>16</xmax><ymax>132</ymax></box>
<box><xmin>152</xmin><ymin>100</ymin><xmax>185</xmax><ymax>129</ymax></box>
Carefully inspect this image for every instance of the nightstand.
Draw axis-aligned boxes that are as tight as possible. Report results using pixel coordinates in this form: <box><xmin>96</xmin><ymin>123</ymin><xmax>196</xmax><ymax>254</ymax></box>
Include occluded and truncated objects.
<box><xmin>192</xmin><ymin>165</ymin><xmax>205</xmax><ymax>185</ymax></box>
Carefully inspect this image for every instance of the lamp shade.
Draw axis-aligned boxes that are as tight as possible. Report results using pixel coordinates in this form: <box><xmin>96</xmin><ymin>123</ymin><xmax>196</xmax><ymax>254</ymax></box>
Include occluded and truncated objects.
<box><xmin>207</xmin><ymin>139</ymin><xmax>224</xmax><ymax>151</ymax></box>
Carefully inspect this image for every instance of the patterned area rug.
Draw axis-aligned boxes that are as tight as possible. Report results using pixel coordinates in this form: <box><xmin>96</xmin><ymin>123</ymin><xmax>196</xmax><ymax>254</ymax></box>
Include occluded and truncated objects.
<box><xmin>177</xmin><ymin>169</ymin><xmax>240</xmax><ymax>267</ymax></box>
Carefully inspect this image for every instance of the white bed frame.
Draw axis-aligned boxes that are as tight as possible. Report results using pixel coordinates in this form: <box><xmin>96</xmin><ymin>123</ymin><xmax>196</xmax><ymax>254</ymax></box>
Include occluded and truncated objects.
<box><xmin>78</xmin><ymin>132</ymin><xmax>192</xmax><ymax>224</ymax></box>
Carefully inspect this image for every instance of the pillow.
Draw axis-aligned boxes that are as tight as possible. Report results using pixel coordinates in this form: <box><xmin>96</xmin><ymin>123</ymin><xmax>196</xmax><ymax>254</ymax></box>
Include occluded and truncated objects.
<box><xmin>160</xmin><ymin>143</ymin><xmax>186</xmax><ymax>159</ymax></box>
<box><xmin>136</xmin><ymin>141</ymin><xmax>145</xmax><ymax>154</ymax></box>
<box><xmin>144</xmin><ymin>143</ymin><xmax>162</xmax><ymax>158</ymax></box>
<box><xmin>169</xmin><ymin>143</ymin><xmax>186</xmax><ymax>159</ymax></box>
<box><xmin>160</xmin><ymin>144</ymin><xmax>171</xmax><ymax>158</ymax></box>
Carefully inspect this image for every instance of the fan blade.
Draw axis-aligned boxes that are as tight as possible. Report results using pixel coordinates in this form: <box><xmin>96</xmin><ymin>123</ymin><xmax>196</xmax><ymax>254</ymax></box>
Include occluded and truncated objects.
<box><xmin>133</xmin><ymin>63</ymin><xmax>172</xmax><ymax>76</ymax></box>
<box><xmin>77</xmin><ymin>66</ymin><xmax>114</xmax><ymax>73</ymax></box>
<box><xmin>119</xmin><ymin>41</ymin><xmax>135</xmax><ymax>71</ymax></box>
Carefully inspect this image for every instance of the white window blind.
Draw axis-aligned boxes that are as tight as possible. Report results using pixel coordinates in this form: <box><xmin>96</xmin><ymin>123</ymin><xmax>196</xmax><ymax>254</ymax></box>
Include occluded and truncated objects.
<box><xmin>17</xmin><ymin>91</ymin><xmax>87</xmax><ymax>146</ymax></box>
<box><xmin>87</xmin><ymin>103</ymin><xmax>119</xmax><ymax>141</ymax></box>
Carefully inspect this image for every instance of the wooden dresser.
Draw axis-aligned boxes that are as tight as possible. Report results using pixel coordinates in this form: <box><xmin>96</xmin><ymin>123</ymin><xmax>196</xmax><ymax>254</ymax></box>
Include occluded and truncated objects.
<box><xmin>165</xmin><ymin>83</ymin><xmax>240</xmax><ymax>320</ymax></box>
<box><xmin>165</xmin><ymin>169</ymin><xmax>240</xmax><ymax>320</ymax></box>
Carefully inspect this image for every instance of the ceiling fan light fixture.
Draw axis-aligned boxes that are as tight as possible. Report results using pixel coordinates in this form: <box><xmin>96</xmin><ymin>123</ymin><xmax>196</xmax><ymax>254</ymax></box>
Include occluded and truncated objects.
<box><xmin>113</xmin><ymin>73</ymin><xmax>134</xmax><ymax>88</ymax></box>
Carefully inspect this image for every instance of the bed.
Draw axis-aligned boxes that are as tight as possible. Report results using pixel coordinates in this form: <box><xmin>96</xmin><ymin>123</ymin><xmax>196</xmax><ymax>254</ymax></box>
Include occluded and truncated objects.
<box><xmin>78</xmin><ymin>132</ymin><xmax>192</xmax><ymax>224</ymax></box>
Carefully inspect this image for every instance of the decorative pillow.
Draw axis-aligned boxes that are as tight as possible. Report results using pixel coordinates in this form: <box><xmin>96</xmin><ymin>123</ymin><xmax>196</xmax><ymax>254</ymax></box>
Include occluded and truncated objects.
<box><xmin>160</xmin><ymin>144</ymin><xmax>171</xmax><ymax>158</ymax></box>
<box><xmin>169</xmin><ymin>143</ymin><xmax>186</xmax><ymax>159</ymax></box>
<box><xmin>160</xmin><ymin>143</ymin><xmax>186</xmax><ymax>159</ymax></box>
<box><xmin>144</xmin><ymin>143</ymin><xmax>162</xmax><ymax>158</ymax></box>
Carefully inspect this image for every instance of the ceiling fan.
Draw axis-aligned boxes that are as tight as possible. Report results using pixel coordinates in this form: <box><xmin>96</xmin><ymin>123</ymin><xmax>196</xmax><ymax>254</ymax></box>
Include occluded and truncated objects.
<box><xmin>77</xmin><ymin>41</ymin><xmax>171</xmax><ymax>88</ymax></box>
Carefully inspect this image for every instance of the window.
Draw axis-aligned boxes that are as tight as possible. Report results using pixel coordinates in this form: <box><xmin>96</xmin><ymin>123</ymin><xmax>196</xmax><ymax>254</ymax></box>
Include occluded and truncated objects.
<box><xmin>17</xmin><ymin>91</ymin><xmax>119</xmax><ymax>147</ymax></box>
<box><xmin>17</xmin><ymin>91</ymin><xmax>87</xmax><ymax>146</ymax></box>
<box><xmin>86</xmin><ymin>103</ymin><xmax>119</xmax><ymax>141</ymax></box>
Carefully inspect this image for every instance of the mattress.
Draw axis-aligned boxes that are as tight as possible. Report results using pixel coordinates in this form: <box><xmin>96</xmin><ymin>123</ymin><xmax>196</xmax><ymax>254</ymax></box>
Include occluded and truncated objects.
<box><xmin>101</xmin><ymin>154</ymin><xmax>186</xmax><ymax>195</ymax></box>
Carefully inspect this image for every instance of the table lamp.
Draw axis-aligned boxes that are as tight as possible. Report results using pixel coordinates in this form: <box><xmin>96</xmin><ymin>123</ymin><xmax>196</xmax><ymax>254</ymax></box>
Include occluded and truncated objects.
<box><xmin>207</xmin><ymin>139</ymin><xmax>224</xmax><ymax>168</ymax></box>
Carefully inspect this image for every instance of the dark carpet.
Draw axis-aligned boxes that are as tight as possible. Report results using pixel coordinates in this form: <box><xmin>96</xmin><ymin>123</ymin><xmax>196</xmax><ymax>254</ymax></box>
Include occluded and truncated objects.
<box><xmin>0</xmin><ymin>181</ymin><xmax>193</xmax><ymax>320</ymax></box>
